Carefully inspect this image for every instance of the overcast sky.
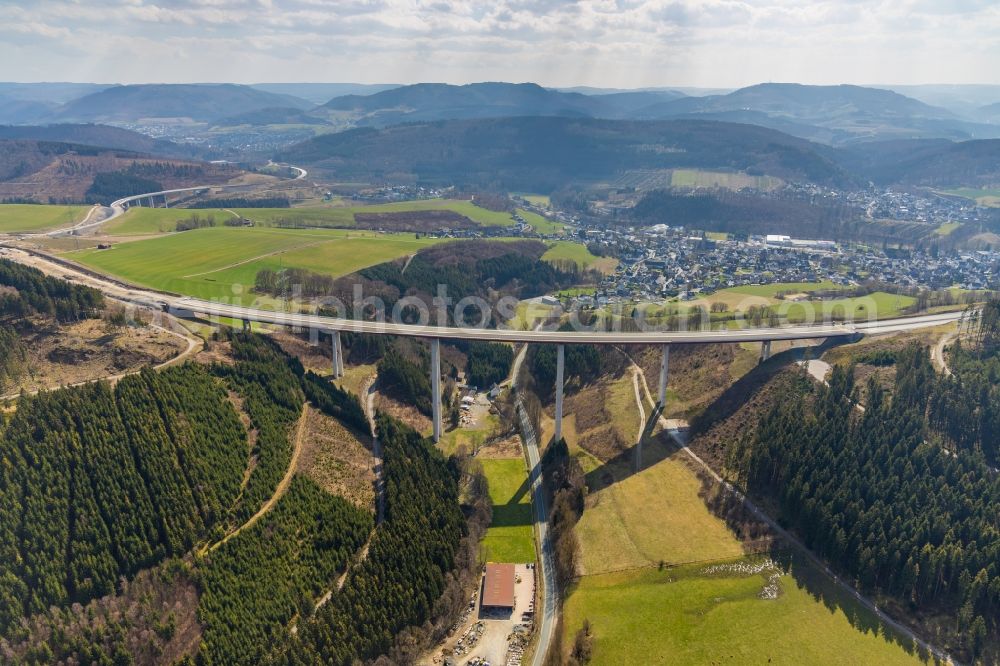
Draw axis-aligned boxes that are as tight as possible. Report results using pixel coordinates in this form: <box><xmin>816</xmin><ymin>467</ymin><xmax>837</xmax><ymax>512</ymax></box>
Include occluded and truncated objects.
<box><xmin>0</xmin><ymin>0</ymin><xmax>998</xmax><ymax>88</ymax></box>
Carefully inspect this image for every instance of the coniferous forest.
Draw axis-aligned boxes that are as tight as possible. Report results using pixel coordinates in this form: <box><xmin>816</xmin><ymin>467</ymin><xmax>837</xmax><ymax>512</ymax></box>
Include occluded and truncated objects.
<box><xmin>0</xmin><ymin>364</ymin><xmax>245</xmax><ymax>637</ymax></box>
<box><xmin>730</xmin><ymin>342</ymin><xmax>1000</xmax><ymax>661</ymax></box>
<box><xmin>0</xmin><ymin>330</ymin><xmax>470</xmax><ymax>665</ymax></box>
<box><xmin>0</xmin><ymin>258</ymin><xmax>104</xmax><ymax>322</ymax></box>
<box><xmin>276</xmin><ymin>415</ymin><xmax>466</xmax><ymax>665</ymax></box>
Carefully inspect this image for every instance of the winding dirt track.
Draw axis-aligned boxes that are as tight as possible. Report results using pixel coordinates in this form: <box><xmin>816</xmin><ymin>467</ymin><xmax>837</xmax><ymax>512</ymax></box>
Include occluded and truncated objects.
<box><xmin>209</xmin><ymin>403</ymin><xmax>308</xmax><ymax>552</ymax></box>
<box><xmin>0</xmin><ymin>317</ymin><xmax>202</xmax><ymax>403</ymax></box>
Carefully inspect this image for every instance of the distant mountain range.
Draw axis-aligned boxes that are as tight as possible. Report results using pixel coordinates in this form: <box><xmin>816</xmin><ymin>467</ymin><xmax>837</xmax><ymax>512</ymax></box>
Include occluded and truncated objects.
<box><xmin>249</xmin><ymin>83</ymin><xmax>400</xmax><ymax>105</ymax></box>
<box><xmin>316</xmin><ymin>82</ymin><xmax>683</xmax><ymax>125</ymax></box>
<box><xmin>51</xmin><ymin>84</ymin><xmax>313</xmax><ymax>123</ymax></box>
<box><xmin>278</xmin><ymin>114</ymin><xmax>1000</xmax><ymax>190</ymax></box>
<box><xmin>313</xmin><ymin>81</ymin><xmax>1000</xmax><ymax>144</ymax></box>
<box><xmin>0</xmin><ymin>123</ymin><xmax>203</xmax><ymax>158</ymax></box>
<box><xmin>1</xmin><ymin>80</ymin><xmax>998</xmax><ymax>148</ymax></box>
<box><xmin>1</xmin><ymin>80</ymin><xmax>999</xmax><ymax>196</ymax></box>
<box><xmin>276</xmin><ymin>116</ymin><xmax>855</xmax><ymax>190</ymax></box>
<box><xmin>214</xmin><ymin>107</ymin><xmax>331</xmax><ymax>127</ymax></box>
<box><xmin>633</xmin><ymin>83</ymin><xmax>1000</xmax><ymax>144</ymax></box>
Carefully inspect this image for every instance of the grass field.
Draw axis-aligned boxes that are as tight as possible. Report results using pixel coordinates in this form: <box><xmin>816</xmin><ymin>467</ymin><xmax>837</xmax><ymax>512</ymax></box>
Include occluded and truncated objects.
<box><xmin>941</xmin><ymin>187</ymin><xmax>1000</xmax><ymax>207</ymax></box>
<box><xmin>559</xmin><ymin>338</ymin><xmax>931</xmax><ymax>664</ymax></box>
<box><xmin>70</xmin><ymin>226</ymin><xmax>442</xmax><ymax>304</ymax></box>
<box><xmin>782</xmin><ymin>291</ymin><xmax>916</xmax><ymax>321</ymax></box>
<box><xmin>480</xmin><ymin>458</ymin><xmax>536</xmax><ymax>563</ymax></box>
<box><xmin>935</xmin><ymin>222</ymin><xmax>961</xmax><ymax>236</ymax></box>
<box><xmin>0</xmin><ymin>204</ymin><xmax>90</xmax><ymax>233</ymax></box>
<box><xmin>437</xmin><ymin>412</ymin><xmax>501</xmax><ymax>458</ymax></box>
<box><xmin>542</xmin><ymin>241</ymin><xmax>618</xmax><ymax>274</ymax></box>
<box><xmin>516</xmin><ymin>193</ymin><xmax>551</xmax><ymax>208</ymax></box>
<box><xmin>576</xmin><ymin>440</ymin><xmax>744</xmax><ymax>575</ymax></box>
<box><xmin>563</xmin><ymin>555</ymin><xmax>930</xmax><ymax>665</ymax></box>
<box><xmin>516</xmin><ymin>208</ymin><xmax>563</xmax><ymax>234</ymax></box>
<box><xmin>102</xmin><ymin>207</ymin><xmax>235</xmax><ymax>235</ymax></box>
<box><xmin>724</xmin><ymin>280</ymin><xmax>842</xmax><ymax>298</ymax></box>
<box><xmin>689</xmin><ymin>283</ymin><xmax>913</xmax><ymax>321</ymax></box>
<box><xmin>510</xmin><ymin>300</ymin><xmax>556</xmax><ymax>330</ymax></box>
<box><xmin>101</xmin><ymin>199</ymin><xmax>560</xmax><ymax>236</ymax></box>
<box><xmin>671</xmin><ymin>169</ymin><xmax>784</xmax><ymax>191</ymax></box>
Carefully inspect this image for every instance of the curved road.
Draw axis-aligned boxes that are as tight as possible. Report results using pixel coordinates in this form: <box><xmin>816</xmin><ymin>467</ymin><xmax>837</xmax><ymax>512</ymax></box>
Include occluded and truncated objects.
<box><xmin>21</xmin><ymin>178</ymin><xmax>967</xmax><ymax>343</ymax></box>
<box><xmin>46</xmin><ymin>165</ymin><xmax>309</xmax><ymax>237</ymax></box>
<box><xmin>3</xmin><ymin>247</ymin><xmax>966</xmax><ymax>345</ymax></box>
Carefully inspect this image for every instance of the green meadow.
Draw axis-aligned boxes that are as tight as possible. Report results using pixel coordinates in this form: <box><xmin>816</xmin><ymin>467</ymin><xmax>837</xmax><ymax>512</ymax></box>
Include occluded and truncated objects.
<box><xmin>102</xmin><ymin>207</ymin><xmax>234</xmax><ymax>235</ymax></box>
<box><xmin>0</xmin><ymin>204</ymin><xmax>90</xmax><ymax>233</ymax></box>
<box><xmin>103</xmin><ymin>199</ymin><xmax>559</xmax><ymax>235</ymax></box>
<box><xmin>563</xmin><ymin>556</ymin><xmax>930</xmax><ymax>665</ymax></box>
<box><xmin>69</xmin><ymin>226</ymin><xmax>443</xmax><ymax>304</ymax></box>
<box><xmin>782</xmin><ymin>291</ymin><xmax>916</xmax><ymax>321</ymax></box>
<box><xmin>941</xmin><ymin>187</ymin><xmax>1000</xmax><ymax>207</ymax></box>
<box><xmin>516</xmin><ymin>193</ymin><xmax>551</xmax><ymax>208</ymax></box>
<box><xmin>671</xmin><ymin>168</ymin><xmax>784</xmax><ymax>191</ymax></box>
<box><xmin>542</xmin><ymin>241</ymin><xmax>618</xmax><ymax>274</ymax></box>
<box><xmin>480</xmin><ymin>458</ymin><xmax>536</xmax><ymax>563</ymax></box>
<box><xmin>516</xmin><ymin>207</ymin><xmax>563</xmax><ymax>234</ymax></box>
<box><xmin>724</xmin><ymin>280</ymin><xmax>842</xmax><ymax>298</ymax></box>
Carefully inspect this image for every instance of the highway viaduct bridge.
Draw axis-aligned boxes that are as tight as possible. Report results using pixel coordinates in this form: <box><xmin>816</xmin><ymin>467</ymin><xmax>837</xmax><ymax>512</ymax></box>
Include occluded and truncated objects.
<box><xmin>3</xmin><ymin>248</ymin><xmax>965</xmax><ymax>666</ymax></box>
<box><xmin>3</xmin><ymin>246</ymin><xmax>965</xmax><ymax>444</ymax></box>
<box><xmin>165</xmin><ymin>296</ymin><xmax>962</xmax><ymax>444</ymax></box>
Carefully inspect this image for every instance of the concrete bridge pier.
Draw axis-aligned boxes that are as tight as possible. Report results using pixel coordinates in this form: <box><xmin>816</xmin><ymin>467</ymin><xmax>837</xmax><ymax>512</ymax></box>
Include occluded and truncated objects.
<box><xmin>760</xmin><ymin>340</ymin><xmax>772</xmax><ymax>362</ymax></box>
<box><xmin>658</xmin><ymin>344</ymin><xmax>670</xmax><ymax>408</ymax></box>
<box><xmin>241</xmin><ymin>318</ymin><xmax>251</xmax><ymax>332</ymax></box>
<box><xmin>431</xmin><ymin>338</ymin><xmax>441</xmax><ymax>443</ymax></box>
<box><xmin>554</xmin><ymin>344</ymin><xmax>565</xmax><ymax>442</ymax></box>
<box><xmin>335</xmin><ymin>332</ymin><xmax>344</xmax><ymax>376</ymax></box>
<box><xmin>331</xmin><ymin>331</ymin><xmax>343</xmax><ymax>379</ymax></box>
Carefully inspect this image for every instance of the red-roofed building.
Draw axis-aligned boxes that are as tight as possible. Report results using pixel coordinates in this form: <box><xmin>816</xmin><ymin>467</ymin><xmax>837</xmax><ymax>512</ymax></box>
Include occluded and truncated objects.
<box><xmin>482</xmin><ymin>563</ymin><xmax>516</xmax><ymax>610</ymax></box>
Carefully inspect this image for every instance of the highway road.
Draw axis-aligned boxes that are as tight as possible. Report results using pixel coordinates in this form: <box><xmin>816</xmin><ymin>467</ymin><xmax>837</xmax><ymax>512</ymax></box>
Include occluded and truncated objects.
<box><xmin>511</xmin><ymin>340</ymin><xmax>557</xmax><ymax>666</ymax></box>
<box><xmin>2</xmin><ymin>247</ymin><xmax>966</xmax><ymax>345</ymax></box>
<box><xmin>45</xmin><ymin>185</ymin><xmax>216</xmax><ymax>237</ymax></box>
<box><xmin>45</xmin><ymin>166</ymin><xmax>309</xmax><ymax>238</ymax></box>
<box><xmin>15</xmin><ymin>177</ymin><xmax>966</xmax><ymax>343</ymax></box>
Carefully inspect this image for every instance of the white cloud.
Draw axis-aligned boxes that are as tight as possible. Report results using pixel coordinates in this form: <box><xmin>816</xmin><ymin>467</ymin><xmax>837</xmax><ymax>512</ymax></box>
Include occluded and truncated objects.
<box><xmin>0</xmin><ymin>0</ymin><xmax>997</xmax><ymax>86</ymax></box>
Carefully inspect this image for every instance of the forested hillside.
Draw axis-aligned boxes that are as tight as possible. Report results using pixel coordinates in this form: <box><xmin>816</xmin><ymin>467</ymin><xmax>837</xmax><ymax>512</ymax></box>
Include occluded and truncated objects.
<box><xmin>0</xmin><ymin>329</ymin><xmax>473</xmax><ymax>665</ymax></box>
<box><xmin>276</xmin><ymin>117</ymin><xmax>853</xmax><ymax>190</ymax></box>
<box><xmin>629</xmin><ymin>188</ymin><xmax>869</xmax><ymax>241</ymax></box>
<box><xmin>0</xmin><ymin>364</ymin><xmax>246</xmax><ymax>637</ymax></box>
<box><xmin>352</xmin><ymin>239</ymin><xmax>581</xmax><ymax>326</ymax></box>
<box><xmin>729</xmin><ymin>343</ymin><xmax>1000</xmax><ymax>662</ymax></box>
<box><xmin>526</xmin><ymin>322</ymin><xmax>603</xmax><ymax>397</ymax></box>
<box><xmin>0</xmin><ymin>258</ymin><xmax>103</xmax><ymax>322</ymax></box>
<box><xmin>276</xmin><ymin>414</ymin><xmax>468</xmax><ymax>665</ymax></box>
<box><xmin>212</xmin><ymin>333</ymin><xmax>306</xmax><ymax>524</ymax></box>
<box><xmin>197</xmin><ymin>476</ymin><xmax>372</xmax><ymax>664</ymax></box>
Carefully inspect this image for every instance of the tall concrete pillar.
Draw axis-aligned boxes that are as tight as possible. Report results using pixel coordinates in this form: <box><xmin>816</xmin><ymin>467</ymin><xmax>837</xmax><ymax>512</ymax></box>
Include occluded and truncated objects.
<box><xmin>554</xmin><ymin>344</ymin><xmax>565</xmax><ymax>442</ymax></box>
<box><xmin>331</xmin><ymin>331</ymin><xmax>342</xmax><ymax>379</ymax></box>
<box><xmin>335</xmin><ymin>331</ymin><xmax>344</xmax><ymax>377</ymax></box>
<box><xmin>658</xmin><ymin>344</ymin><xmax>670</xmax><ymax>408</ymax></box>
<box><xmin>431</xmin><ymin>338</ymin><xmax>441</xmax><ymax>443</ymax></box>
<box><xmin>760</xmin><ymin>340</ymin><xmax>772</xmax><ymax>362</ymax></box>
